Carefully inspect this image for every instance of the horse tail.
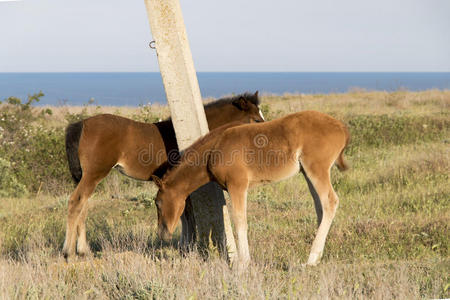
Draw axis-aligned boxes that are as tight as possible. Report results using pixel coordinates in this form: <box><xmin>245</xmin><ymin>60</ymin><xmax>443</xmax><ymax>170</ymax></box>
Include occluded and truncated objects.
<box><xmin>65</xmin><ymin>121</ymin><xmax>83</xmax><ymax>183</ymax></box>
<box><xmin>336</xmin><ymin>125</ymin><xmax>350</xmax><ymax>172</ymax></box>
<box><xmin>336</xmin><ymin>150</ymin><xmax>349</xmax><ymax>171</ymax></box>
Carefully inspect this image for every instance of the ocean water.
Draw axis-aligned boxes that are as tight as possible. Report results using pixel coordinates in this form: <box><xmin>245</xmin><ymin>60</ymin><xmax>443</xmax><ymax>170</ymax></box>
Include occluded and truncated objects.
<box><xmin>0</xmin><ymin>72</ymin><xmax>449</xmax><ymax>106</ymax></box>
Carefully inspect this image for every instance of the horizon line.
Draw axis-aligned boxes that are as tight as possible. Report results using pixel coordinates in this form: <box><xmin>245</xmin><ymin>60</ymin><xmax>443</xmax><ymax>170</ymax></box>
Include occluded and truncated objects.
<box><xmin>1</xmin><ymin>71</ymin><xmax>450</xmax><ymax>74</ymax></box>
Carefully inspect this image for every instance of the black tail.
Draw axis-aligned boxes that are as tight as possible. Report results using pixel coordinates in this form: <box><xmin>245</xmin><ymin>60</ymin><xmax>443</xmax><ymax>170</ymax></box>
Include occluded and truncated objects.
<box><xmin>65</xmin><ymin>121</ymin><xmax>83</xmax><ymax>183</ymax></box>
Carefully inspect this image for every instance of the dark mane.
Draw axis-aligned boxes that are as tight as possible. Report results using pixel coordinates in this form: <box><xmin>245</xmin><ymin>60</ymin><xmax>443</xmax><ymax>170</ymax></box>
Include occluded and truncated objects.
<box><xmin>154</xmin><ymin>92</ymin><xmax>259</xmax><ymax>179</ymax></box>
<box><xmin>183</xmin><ymin>121</ymin><xmax>244</xmax><ymax>153</ymax></box>
<box><xmin>160</xmin><ymin>121</ymin><xmax>245</xmax><ymax>181</ymax></box>
<box><xmin>162</xmin><ymin>92</ymin><xmax>259</xmax><ymax>122</ymax></box>
<box><xmin>203</xmin><ymin>92</ymin><xmax>260</xmax><ymax>109</ymax></box>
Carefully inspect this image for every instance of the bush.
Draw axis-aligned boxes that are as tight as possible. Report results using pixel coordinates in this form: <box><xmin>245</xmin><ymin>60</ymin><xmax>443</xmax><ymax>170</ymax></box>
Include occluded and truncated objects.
<box><xmin>131</xmin><ymin>103</ymin><xmax>161</xmax><ymax>123</ymax></box>
<box><xmin>64</xmin><ymin>107</ymin><xmax>90</xmax><ymax>124</ymax></box>
<box><xmin>346</xmin><ymin>114</ymin><xmax>448</xmax><ymax>154</ymax></box>
<box><xmin>0</xmin><ymin>158</ymin><xmax>27</xmax><ymax>197</ymax></box>
<box><xmin>7</xmin><ymin>126</ymin><xmax>70</xmax><ymax>193</ymax></box>
<box><xmin>0</xmin><ymin>93</ymin><xmax>71</xmax><ymax>194</ymax></box>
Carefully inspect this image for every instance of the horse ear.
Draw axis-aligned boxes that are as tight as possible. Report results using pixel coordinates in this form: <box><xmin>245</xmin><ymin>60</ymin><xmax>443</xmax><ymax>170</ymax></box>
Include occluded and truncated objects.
<box><xmin>151</xmin><ymin>175</ymin><xmax>164</xmax><ymax>188</ymax></box>
<box><xmin>232</xmin><ymin>97</ymin><xmax>250</xmax><ymax>111</ymax></box>
<box><xmin>254</xmin><ymin>90</ymin><xmax>259</xmax><ymax>98</ymax></box>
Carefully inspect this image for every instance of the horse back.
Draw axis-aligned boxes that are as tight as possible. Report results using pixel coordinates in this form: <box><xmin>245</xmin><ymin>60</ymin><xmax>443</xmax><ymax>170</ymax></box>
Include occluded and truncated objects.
<box><xmin>207</xmin><ymin>111</ymin><xmax>349</xmax><ymax>185</ymax></box>
<box><xmin>78</xmin><ymin>114</ymin><xmax>167</xmax><ymax>179</ymax></box>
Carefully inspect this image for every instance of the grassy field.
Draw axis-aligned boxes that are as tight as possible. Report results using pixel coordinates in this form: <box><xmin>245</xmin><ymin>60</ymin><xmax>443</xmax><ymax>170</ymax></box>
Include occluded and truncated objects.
<box><xmin>0</xmin><ymin>90</ymin><xmax>449</xmax><ymax>299</ymax></box>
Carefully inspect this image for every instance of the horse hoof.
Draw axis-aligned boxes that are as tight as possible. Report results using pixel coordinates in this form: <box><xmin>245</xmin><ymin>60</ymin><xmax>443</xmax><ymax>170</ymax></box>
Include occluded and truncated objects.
<box><xmin>63</xmin><ymin>247</ymin><xmax>77</xmax><ymax>262</ymax></box>
<box><xmin>76</xmin><ymin>247</ymin><xmax>92</xmax><ymax>258</ymax></box>
<box><xmin>77</xmin><ymin>251</ymin><xmax>89</xmax><ymax>258</ymax></box>
<box><xmin>306</xmin><ymin>252</ymin><xmax>322</xmax><ymax>266</ymax></box>
<box><xmin>231</xmin><ymin>258</ymin><xmax>250</xmax><ymax>272</ymax></box>
<box><xmin>63</xmin><ymin>251</ymin><xmax>71</xmax><ymax>262</ymax></box>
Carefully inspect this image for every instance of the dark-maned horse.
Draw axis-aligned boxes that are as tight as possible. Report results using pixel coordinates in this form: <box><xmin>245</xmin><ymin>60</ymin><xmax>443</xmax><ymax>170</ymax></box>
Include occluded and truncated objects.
<box><xmin>63</xmin><ymin>92</ymin><xmax>264</xmax><ymax>260</ymax></box>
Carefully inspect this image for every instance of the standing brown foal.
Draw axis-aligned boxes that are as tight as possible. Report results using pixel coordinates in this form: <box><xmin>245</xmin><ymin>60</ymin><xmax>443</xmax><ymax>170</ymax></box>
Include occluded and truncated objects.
<box><xmin>63</xmin><ymin>92</ymin><xmax>264</xmax><ymax>260</ymax></box>
<box><xmin>152</xmin><ymin>110</ymin><xmax>350</xmax><ymax>268</ymax></box>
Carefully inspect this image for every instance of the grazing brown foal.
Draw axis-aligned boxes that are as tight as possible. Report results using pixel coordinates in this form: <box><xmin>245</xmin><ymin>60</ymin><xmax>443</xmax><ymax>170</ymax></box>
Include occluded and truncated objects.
<box><xmin>152</xmin><ymin>110</ymin><xmax>350</xmax><ymax>268</ymax></box>
<box><xmin>63</xmin><ymin>92</ymin><xmax>264</xmax><ymax>260</ymax></box>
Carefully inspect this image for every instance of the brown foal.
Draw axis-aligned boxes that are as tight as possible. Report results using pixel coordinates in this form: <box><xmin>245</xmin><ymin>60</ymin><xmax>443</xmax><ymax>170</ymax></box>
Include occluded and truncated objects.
<box><xmin>63</xmin><ymin>92</ymin><xmax>264</xmax><ymax>260</ymax></box>
<box><xmin>152</xmin><ymin>110</ymin><xmax>350</xmax><ymax>268</ymax></box>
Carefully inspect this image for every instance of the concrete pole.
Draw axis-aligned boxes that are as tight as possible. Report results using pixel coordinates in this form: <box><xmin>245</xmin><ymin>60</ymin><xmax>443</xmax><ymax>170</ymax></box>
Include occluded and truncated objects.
<box><xmin>144</xmin><ymin>0</ymin><xmax>236</xmax><ymax>261</ymax></box>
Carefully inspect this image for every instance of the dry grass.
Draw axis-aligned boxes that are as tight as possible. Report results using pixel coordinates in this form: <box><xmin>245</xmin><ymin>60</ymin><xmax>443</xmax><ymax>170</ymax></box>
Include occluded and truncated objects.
<box><xmin>0</xmin><ymin>90</ymin><xmax>449</xmax><ymax>299</ymax></box>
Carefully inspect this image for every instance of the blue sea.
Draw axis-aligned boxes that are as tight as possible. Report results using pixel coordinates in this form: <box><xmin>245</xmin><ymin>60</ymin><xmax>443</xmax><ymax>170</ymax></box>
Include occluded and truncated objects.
<box><xmin>0</xmin><ymin>72</ymin><xmax>449</xmax><ymax>106</ymax></box>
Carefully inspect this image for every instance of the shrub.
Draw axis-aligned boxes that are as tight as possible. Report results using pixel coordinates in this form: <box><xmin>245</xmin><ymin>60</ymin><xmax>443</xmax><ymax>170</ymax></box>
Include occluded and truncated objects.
<box><xmin>0</xmin><ymin>158</ymin><xmax>27</xmax><ymax>197</ymax></box>
<box><xmin>64</xmin><ymin>107</ymin><xmax>90</xmax><ymax>124</ymax></box>
<box><xmin>7</xmin><ymin>126</ymin><xmax>70</xmax><ymax>193</ymax></box>
<box><xmin>0</xmin><ymin>92</ymin><xmax>71</xmax><ymax>194</ymax></box>
<box><xmin>131</xmin><ymin>103</ymin><xmax>161</xmax><ymax>123</ymax></box>
<box><xmin>346</xmin><ymin>114</ymin><xmax>448</xmax><ymax>154</ymax></box>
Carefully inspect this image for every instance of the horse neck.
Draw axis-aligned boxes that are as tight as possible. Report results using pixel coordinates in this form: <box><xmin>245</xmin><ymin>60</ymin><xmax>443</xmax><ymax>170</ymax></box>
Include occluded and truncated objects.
<box><xmin>205</xmin><ymin>105</ymin><xmax>234</xmax><ymax>128</ymax></box>
<box><xmin>164</xmin><ymin>158</ymin><xmax>211</xmax><ymax>198</ymax></box>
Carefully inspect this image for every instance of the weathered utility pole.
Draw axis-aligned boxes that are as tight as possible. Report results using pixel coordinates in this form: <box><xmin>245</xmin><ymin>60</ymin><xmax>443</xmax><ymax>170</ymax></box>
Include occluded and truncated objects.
<box><xmin>144</xmin><ymin>0</ymin><xmax>236</xmax><ymax>261</ymax></box>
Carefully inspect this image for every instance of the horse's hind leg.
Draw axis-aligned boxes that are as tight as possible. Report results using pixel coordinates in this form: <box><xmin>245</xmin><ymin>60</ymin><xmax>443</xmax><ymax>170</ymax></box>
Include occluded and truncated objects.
<box><xmin>76</xmin><ymin>202</ymin><xmax>90</xmax><ymax>256</ymax></box>
<box><xmin>301</xmin><ymin>167</ymin><xmax>323</xmax><ymax>226</ymax></box>
<box><xmin>63</xmin><ymin>185</ymin><xmax>81</xmax><ymax>260</ymax></box>
<box><xmin>63</xmin><ymin>173</ymin><xmax>103</xmax><ymax>260</ymax></box>
<box><xmin>301</xmin><ymin>163</ymin><xmax>339</xmax><ymax>266</ymax></box>
<box><xmin>76</xmin><ymin>171</ymin><xmax>110</xmax><ymax>257</ymax></box>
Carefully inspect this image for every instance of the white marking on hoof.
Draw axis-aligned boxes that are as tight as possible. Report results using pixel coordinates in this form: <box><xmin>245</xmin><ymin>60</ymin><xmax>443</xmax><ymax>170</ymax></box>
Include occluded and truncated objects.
<box><xmin>306</xmin><ymin>252</ymin><xmax>322</xmax><ymax>266</ymax></box>
<box><xmin>77</xmin><ymin>241</ymin><xmax>91</xmax><ymax>257</ymax></box>
<box><xmin>228</xmin><ymin>251</ymin><xmax>238</xmax><ymax>267</ymax></box>
<box><xmin>232</xmin><ymin>258</ymin><xmax>250</xmax><ymax>273</ymax></box>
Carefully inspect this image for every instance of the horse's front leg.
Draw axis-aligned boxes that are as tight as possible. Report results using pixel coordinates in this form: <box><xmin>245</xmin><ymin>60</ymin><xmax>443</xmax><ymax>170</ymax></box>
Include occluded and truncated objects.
<box><xmin>228</xmin><ymin>182</ymin><xmax>250</xmax><ymax>269</ymax></box>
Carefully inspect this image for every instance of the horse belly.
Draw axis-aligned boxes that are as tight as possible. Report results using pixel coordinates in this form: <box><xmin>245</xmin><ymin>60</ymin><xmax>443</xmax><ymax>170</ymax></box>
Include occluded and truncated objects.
<box><xmin>250</xmin><ymin>159</ymin><xmax>300</xmax><ymax>186</ymax></box>
<box><xmin>113</xmin><ymin>161</ymin><xmax>151</xmax><ymax>181</ymax></box>
<box><xmin>272</xmin><ymin>160</ymin><xmax>300</xmax><ymax>181</ymax></box>
<box><xmin>114</xmin><ymin>126</ymin><xmax>167</xmax><ymax>180</ymax></box>
<box><xmin>114</xmin><ymin>147</ymin><xmax>165</xmax><ymax>180</ymax></box>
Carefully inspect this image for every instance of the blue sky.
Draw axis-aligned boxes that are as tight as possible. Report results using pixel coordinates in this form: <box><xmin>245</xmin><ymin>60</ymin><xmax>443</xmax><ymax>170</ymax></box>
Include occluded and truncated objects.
<box><xmin>0</xmin><ymin>0</ymin><xmax>449</xmax><ymax>72</ymax></box>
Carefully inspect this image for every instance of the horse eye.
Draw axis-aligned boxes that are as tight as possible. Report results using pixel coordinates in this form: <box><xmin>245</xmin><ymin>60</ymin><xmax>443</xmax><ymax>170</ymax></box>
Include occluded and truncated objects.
<box><xmin>254</xmin><ymin>119</ymin><xmax>263</xmax><ymax>123</ymax></box>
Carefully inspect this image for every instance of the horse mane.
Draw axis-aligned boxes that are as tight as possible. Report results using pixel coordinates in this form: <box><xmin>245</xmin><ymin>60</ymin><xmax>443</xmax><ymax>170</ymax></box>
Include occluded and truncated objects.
<box><xmin>183</xmin><ymin>121</ymin><xmax>244</xmax><ymax>153</ymax></box>
<box><xmin>160</xmin><ymin>121</ymin><xmax>245</xmax><ymax>181</ymax></box>
<box><xmin>203</xmin><ymin>92</ymin><xmax>260</xmax><ymax>109</ymax></box>
<box><xmin>162</xmin><ymin>92</ymin><xmax>259</xmax><ymax>123</ymax></box>
<box><xmin>155</xmin><ymin>92</ymin><xmax>259</xmax><ymax>180</ymax></box>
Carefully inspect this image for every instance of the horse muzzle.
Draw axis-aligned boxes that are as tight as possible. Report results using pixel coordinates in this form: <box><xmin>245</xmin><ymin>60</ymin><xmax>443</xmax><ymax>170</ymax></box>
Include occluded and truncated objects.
<box><xmin>158</xmin><ymin>224</ymin><xmax>172</xmax><ymax>242</ymax></box>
